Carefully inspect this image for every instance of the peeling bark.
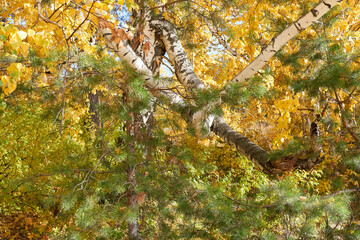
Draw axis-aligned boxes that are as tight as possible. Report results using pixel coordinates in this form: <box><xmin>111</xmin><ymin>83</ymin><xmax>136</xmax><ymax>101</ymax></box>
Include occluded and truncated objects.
<box><xmin>149</xmin><ymin>17</ymin><xmax>214</xmax><ymax>137</ymax></box>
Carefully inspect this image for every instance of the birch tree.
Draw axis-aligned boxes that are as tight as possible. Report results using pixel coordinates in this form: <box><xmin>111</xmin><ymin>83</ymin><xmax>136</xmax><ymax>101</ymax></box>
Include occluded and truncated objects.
<box><xmin>1</xmin><ymin>0</ymin><xmax>360</xmax><ymax>239</ymax></box>
<box><xmin>96</xmin><ymin>0</ymin><xmax>345</xmax><ymax>173</ymax></box>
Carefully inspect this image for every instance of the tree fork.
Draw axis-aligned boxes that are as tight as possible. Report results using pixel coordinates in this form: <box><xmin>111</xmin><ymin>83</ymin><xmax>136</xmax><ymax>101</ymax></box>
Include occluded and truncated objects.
<box><xmin>98</xmin><ymin>10</ymin><xmax>333</xmax><ymax>174</ymax></box>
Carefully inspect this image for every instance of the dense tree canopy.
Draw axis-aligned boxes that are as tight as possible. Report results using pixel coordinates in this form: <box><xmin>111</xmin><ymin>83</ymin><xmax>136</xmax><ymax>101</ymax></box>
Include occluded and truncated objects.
<box><xmin>1</xmin><ymin>0</ymin><xmax>360</xmax><ymax>239</ymax></box>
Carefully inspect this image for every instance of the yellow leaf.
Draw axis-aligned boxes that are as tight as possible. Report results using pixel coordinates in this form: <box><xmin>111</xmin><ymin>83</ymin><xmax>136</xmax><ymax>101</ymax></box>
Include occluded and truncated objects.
<box><xmin>2</xmin><ymin>25</ymin><xmax>17</xmax><ymax>37</ymax></box>
<box><xmin>46</xmin><ymin>24</ymin><xmax>58</xmax><ymax>33</ymax></box>
<box><xmin>19</xmin><ymin>42</ymin><xmax>30</xmax><ymax>58</ymax></box>
<box><xmin>17</xmin><ymin>30</ymin><xmax>27</xmax><ymax>40</ymax></box>
<box><xmin>1</xmin><ymin>75</ymin><xmax>16</xmax><ymax>95</ymax></box>
<box><xmin>339</xmin><ymin>20</ymin><xmax>348</xmax><ymax>32</ymax></box>
<box><xmin>1</xmin><ymin>75</ymin><xmax>9</xmax><ymax>89</ymax></box>
<box><xmin>345</xmin><ymin>43</ymin><xmax>352</xmax><ymax>52</ymax></box>
<box><xmin>27</xmin><ymin>29</ymin><xmax>35</xmax><ymax>38</ymax></box>
<box><xmin>7</xmin><ymin>63</ymin><xmax>23</xmax><ymax>79</ymax></box>
<box><xmin>9</xmin><ymin>33</ymin><xmax>21</xmax><ymax>51</ymax></box>
<box><xmin>7</xmin><ymin>80</ymin><xmax>17</xmax><ymax>95</ymax></box>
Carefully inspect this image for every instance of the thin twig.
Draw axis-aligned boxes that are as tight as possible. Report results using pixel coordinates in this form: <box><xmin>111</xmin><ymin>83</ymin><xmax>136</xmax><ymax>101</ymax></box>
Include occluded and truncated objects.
<box><xmin>222</xmin><ymin>193</ymin><xmax>275</xmax><ymax>208</ymax></box>
<box><xmin>73</xmin><ymin>150</ymin><xmax>110</xmax><ymax>192</ymax></box>
<box><xmin>334</xmin><ymin>90</ymin><xmax>360</xmax><ymax>143</ymax></box>
<box><xmin>36</xmin><ymin>0</ymin><xmax>64</xmax><ymax>28</ymax></box>
<box><xmin>67</xmin><ymin>0</ymin><xmax>95</xmax><ymax>40</ymax></box>
<box><xmin>323</xmin><ymin>188</ymin><xmax>360</xmax><ymax>198</ymax></box>
<box><xmin>149</xmin><ymin>0</ymin><xmax>189</xmax><ymax>10</ymax></box>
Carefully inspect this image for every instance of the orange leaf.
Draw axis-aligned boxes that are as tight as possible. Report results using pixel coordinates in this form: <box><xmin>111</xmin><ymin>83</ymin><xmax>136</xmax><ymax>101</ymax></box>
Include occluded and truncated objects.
<box><xmin>118</xmin><ymin>28</ymin><xmax>128</xmax><ymax>41</ymax></box>
<box><xmin>143</xmin><ymin>42</ymin><xmax>150</xmax><ymax>56</ymax></box>
<box><xmin>139</xmin><ymin>33</ymin><xmax>144</xmax><ymax>43</ymax></box>
<box><xmin>135</xmin><ymin>192</ymin><xmax>147</xmax><ymax>205</ymax></box>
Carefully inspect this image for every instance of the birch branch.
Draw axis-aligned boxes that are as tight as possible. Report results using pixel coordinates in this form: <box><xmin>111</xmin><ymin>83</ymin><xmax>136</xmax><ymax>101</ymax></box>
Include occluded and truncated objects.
<box><xmin>229</xmin><ymin>0</ymin><xmax>342</xmax><ymax>85</ymax></box>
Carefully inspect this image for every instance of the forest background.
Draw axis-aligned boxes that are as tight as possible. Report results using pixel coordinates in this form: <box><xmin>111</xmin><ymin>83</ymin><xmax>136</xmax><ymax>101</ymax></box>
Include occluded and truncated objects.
<box><xmin>1</xmin><ymin>0</ymin><xmax>360</xmax><ymax>239</ymax></box>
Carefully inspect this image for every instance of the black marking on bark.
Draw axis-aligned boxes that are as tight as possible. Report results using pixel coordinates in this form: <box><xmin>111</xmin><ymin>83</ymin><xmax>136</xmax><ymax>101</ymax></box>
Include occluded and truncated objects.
<box><xmin>311</xmin><ymin>9</ymin><xmax>319</xmax><ymax>17</ymax></box>
<box><xmin>132</xmin><ymin>59</ymin><xmax>136</xmax><ymax>64</ymax></box>
<box><xmin>124</xmin><ymin>51</ymin><xmax>129</xmax><ymax>56</ymax></box>
<box><xmin>187</xmin><ymin>72</ymin><xmax>196</xmax><ymax>78</ymax></box>
<box><xmin>294</xmin><ymin>21</ymin><xmax>303</xmax><ymax>32</ymax></box>
<box><xmin>322</xmin><ymin>1</ymin><xmax>331</xmax><ymax>8</ymax></box>
<box><xmin>187</xmin><ymin>79</ymin><xmax>195</xmax><ymax>85</ymax></box>
<box><xmin>177</xmin><ymin>56</ymin><xmax>187</xmax><ymax>66</ymax></box>
<box><xmin>270</xmin><ymin>50</ymin><xmax>277</xmax><ymax>52</ymax></box>
<box><xmin>103</xmin><ymin>33</ymin><xmax>111</xmax><ymax>36</ymax></box>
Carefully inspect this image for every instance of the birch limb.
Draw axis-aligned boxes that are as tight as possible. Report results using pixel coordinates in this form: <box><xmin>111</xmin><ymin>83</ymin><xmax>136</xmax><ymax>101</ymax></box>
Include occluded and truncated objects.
<box><xmin>229</xmin><ymin>0</ymin><xmax>342</xmax><ymax>84</ymax></box>
<box><xmin>212</xmin><ymin>117</ymin><xmax>269</xmax><ymax>171</ymax></box>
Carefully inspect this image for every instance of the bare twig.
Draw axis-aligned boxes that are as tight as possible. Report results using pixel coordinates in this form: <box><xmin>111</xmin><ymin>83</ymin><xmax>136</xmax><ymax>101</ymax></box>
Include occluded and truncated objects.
<box><xmin>203</xmin><ymin>18</ymin><xmax>239</xmax><ymax>58</ymax></box>
<box><xmin>36</xmin><ymin>0</ymin><xmax>64</xmax><ymax>28</ymax></box>
<box><xmin>73</xmin><ymin>150</ymin><xmax>110</xmax><ymax>192</ymax></box>
<box><xmin>334</xmin><ymin>90</ymin><xmax>360</xmax><ymax>143</ymax></box>
<box><xmin>324</xmin><ymin>188</ymin><xmax>360</xmax><ymax>198</ymax></box>
<box><xmin>48</xmin><ymin>3</ymin><xmax>65</xmax><ymax>19</ymax></box>
<box><xmin>67</xmin><ymin>0</ymin><xmax>95</xmax><ymax>40</ymax></box>
<box><xmin>149</xmin><ymin>0</ymin><xmax>189</xmax><ymax>10</ymax></box>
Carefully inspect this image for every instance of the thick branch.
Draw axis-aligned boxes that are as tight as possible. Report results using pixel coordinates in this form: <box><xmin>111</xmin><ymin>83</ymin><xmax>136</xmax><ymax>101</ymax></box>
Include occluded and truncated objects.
<box><xmin>212</xmin><ymin>117</ymin><xmax>269</xmax><ymax>171</ymax></box>
<box><xmin>150</xmin><ymin>18</ymin><xmax>206</xmax><ymax>89</ymax></box>
<box><xmin>98</xmin><ymin>17</ymin><xmax>268</xmax><ymax>168</ymax></box>
<box><xmin>229</xmin><ymin>0</ymin><xmax>342</xmax><ymax>84</ymax></box>
<box><xmin>98</xmin><ymin>15</ymin><xmax>323</xmax><ymax>174</ymax></box>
